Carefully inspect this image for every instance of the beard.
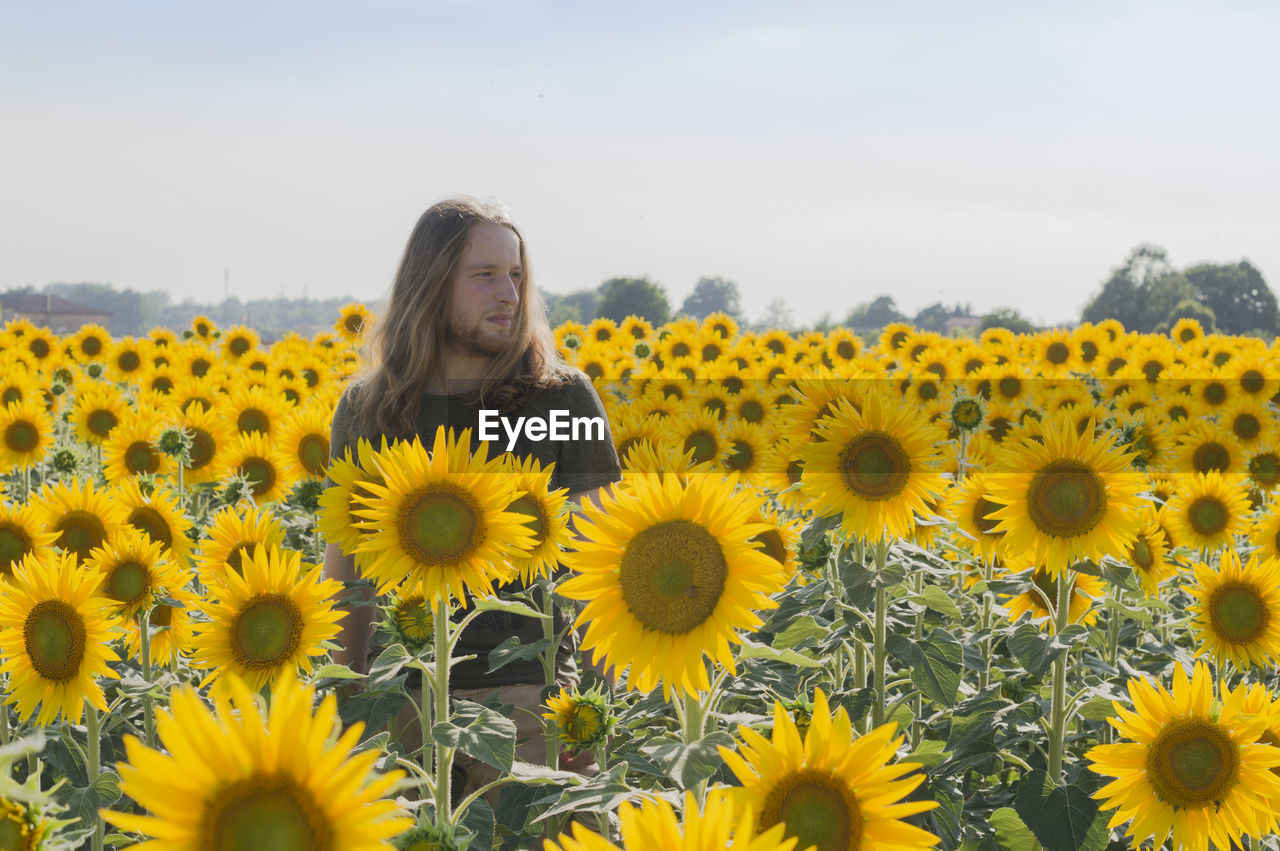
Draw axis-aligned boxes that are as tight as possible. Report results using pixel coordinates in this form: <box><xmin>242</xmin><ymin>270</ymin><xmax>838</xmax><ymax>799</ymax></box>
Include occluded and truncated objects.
<box><xmin>446</xmin><ymin>312</ymin><xmax>516</xmax><ymax>358</ymax></box>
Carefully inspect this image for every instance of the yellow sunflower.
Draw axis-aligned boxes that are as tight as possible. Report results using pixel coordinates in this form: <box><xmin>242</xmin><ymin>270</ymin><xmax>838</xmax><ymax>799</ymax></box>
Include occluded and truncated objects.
<box><xmin>1087</xmin><ymin>661</ymin><xmax>1280</xmax><ymax>851</ymax></box>
<box><xmin>797</xmin><ymin>391</ymin><xmax>949</xmax><ymax>544</ymax></box>
<box><xmin>191</xmin><ymin>544</ymin><xmax>344</xmax><ymax>694</ymax></box>
<box><xmin>85</xmin><ymin>526</ymin><xmax>179</xmax><ymax>623</ymax></box>
<box><xmin>108</xmin><ymin>336</ymin><xmax>149</xmax><ymax>381</ymax></box>
<box><xmin>276</xmin><ymin>401</ymin><xmax>332</xmax><ymax>483</ymax></box>
<box><xmin>195</xmin><ymin>503</ymin><xmax>288</xmax><ymax>587</ymax></box>
<box><xmin>0</xmin><ymin>501</ymin><xmax>57</xmax><ymax>580</ymax></box>
<box><xmin>545</xmin><ymin>789</ymin><xmax>799</xmax><ymax>851</ymax></box>
<box><xmin>124</xmin><ymin>581</ymin><xmax>198</xmax><ymax>668</ymax></box>
<box><xmin>31</xmin><ymin>478</ymin><xmax>128</xmax><ymax>565</ymax></box>
<box><xmin>543</xmin><ymin>684</ymin><xmax>613</xmax><ymax>754</ymax></box>
<box><xmin>986</xmin><ymin>413</ymin><xmax>1145</xmax><ymax>577</ymax></box>
<box><xmin>950</xmin><ymin>474</ymin><xmax>1005</xmax><ymax>563</ymax></box>
<box><xmin>718</xmin><ymin>688</ymin><xmax>939</xmax><ymax>851</ymax></box>
<box><xmin>1000</xmin><ymin>563</ymin><xmax>1103</xmax><ymax>633</ymax></box>
<box><xmin>102</xmin><ymin>672</ymin><xmax>409</xmax><ymax>849</ymax></box>
<box><xmin>71</xmin><ymin>382</ymin><xmax>126</xmax><ymax>446</ymax></box>
<box><xmin>67</xmin><ymin>323</ymin><xmax>111</xmax><ymax>363</ymax></box>
<box><xmin>219</xmin><ymin>430</ymin><xmax>294</xmax><ymax>504</ymax></box>
<box><xmin>1163</xmin><ymin>471</ymin><xmax>1251</xmax><ymax>553</ymax></box>
<box><xmin>505</xmin><ymin>454</ymin><xmax>571</xmax><ymax>584</ymax></box>
<box><xmin>352</xmin><ymin>428</ymin><xmax>535</xmax><ymax>606</ymax></box>
<box><xmin>1127</xmin><ymin>508</ymin><xmax>1174</xmax><ymax>596</ymax></box>
<box><xmin>220</xmin><ymin>324</ymin><xmax>260</xmax><ymax>361</ymax></box>
<box><xmin>559</xmin><ymin>473</ymin><xmax>783</xmax><ymax>699</ymax></box>
<box><xmin>1245</xmin><ymin>444</ymin><xmax>1280</xmax><ymax>493</ymax></box>
<box><xmin>0</xmin><ymin>398</ymin><xmax>54</xmax><ymax>473</ymax></box>
<box><xmin>1189</xmin><ymin>549</ymin><xmax>1280</xmax><ymax>670</ymax></box>
<box><xmin>102</xmin><ymin>413</ymin><xmax>171</xmax><ymax>484</ymax></box>
<box><xmin>1250</xmin><ymin>509</ymin><xmax>1280</xmax><ymax>562</ymax></box>
<box><xmin>224</xmin><ymin>383</ymin><xmax>291</xmax><ymax>439</ymax></box>
<box><xmin>117</xmin><ymin>478</ymin><xmax>194</xmax><ymax>567</ymax></box>
<box><xmin>175</xmin><ymin>399</ymin><xmax>233</xmax><ymax>485</ymax></box>
<box><xmin>0</xmin><ymin>550</ymin><xmax>120</xmax><ymax>725</ymax></box>
<box><xmin>335</xmin><ymin>302</ymin><xmax>373</xmax><ymax>343</ymax></box>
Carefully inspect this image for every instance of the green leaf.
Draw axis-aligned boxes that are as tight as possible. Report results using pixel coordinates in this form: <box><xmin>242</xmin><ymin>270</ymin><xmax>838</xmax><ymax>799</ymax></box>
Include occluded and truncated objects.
<box><xmin>337</xmin><ymin>685</ymin><xmax>412</xmax><ymax>736</ymax></box>
<box><xmin>1075</xmin><ymin>696</ymin><xmax>1119</xmax><ymax>722</ymax></box>
<box><xmin>990</xmin><ymin>806</ymin><xmax>1039</xmax><ymax>851</ymax></box>
<box><xmin>310</xmin><ymin>664</ymin><xmax>366</xmax><ymax>681</ymax></box>
<box><xmin>1006</xmin><ymin>622</ymin><xmax>1087</xmax><ymax>678</ymax></box>
<box><xmin>533</xmin><ymin>764</ymin><xmax>636</xmax><ymax>824</ymax></box>
<box><xmin>367</xmin><ymin>644</ymin><xmax>411</xmax><ymax>688</ymax></box>
<box><xmin>736</xmin><ymin>637</ymin><xmax>822</xmax><ymax>668</ymax></box>
<box><xmin>92</xmin><ymin>770</ymin><xmax>122</xmax><ymax>807</ymax></box>
<box><xmin>0</xmin><ymin>731</ymin><xmax>45</xmax><ymax>769</ymax></box>
<box><xmin>1014</xmin><ymin>769</ymin><xmax>1109</xmax><ymax>851</ymax></box>
<box><xmin>773</xmin><ymin>615</ymin><xmax>827</xmax><ymax>650</ymax></box>
<box><xmin>640</xmin><ymin>731</ymin><xmax>734</xmax><ymax>790</ymax></box>
<box><xmin>471</xmin><ymin>595</ymin><xmax>548</xmax><ymax>621</ymax></box>
<box><xmin>432</xmin><ymin>699</ymin><xmax>517</xmax><ymax>773</ymax></box>
<box><xmin>486</xmin><ymin>636</ymin><xmax>553</xmax><ymax>674</ymax></box>
<box><xmin>910</xmin><ymin>584</ymin><xmax>961</xmax><ymax>619</ymax></box>
<box><xmin>910</xmin><ymin>629</ymin><xmax>964</xmax><ymax>705</ymax></box>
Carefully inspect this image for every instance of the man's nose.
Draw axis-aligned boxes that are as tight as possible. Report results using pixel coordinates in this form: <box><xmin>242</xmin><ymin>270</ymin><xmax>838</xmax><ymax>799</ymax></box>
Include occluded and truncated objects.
<box><xmin>496</xmin><ymin>275</ymin><xmax>519</xmax><ymax>304</ymax></box>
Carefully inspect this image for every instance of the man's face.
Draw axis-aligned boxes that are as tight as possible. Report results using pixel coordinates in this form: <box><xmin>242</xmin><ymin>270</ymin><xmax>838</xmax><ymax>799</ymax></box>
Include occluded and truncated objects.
<box><xmin>446</xmin><ymin>222</ymin><xmax>523</xmax><ymax>357</ymax></box>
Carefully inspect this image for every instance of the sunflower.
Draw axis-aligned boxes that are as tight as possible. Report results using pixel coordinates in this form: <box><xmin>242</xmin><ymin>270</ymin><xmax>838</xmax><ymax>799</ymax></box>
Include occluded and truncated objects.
<box><xmin>102</xmin><ymin>413</ymin><xmax>171</xmax><ymax>484</ymax></box>
<box><xmin>0</xmin><ymin>550</ymin><xmax>120</xmax><ymax>725</ymax></box>
<box><xmin>70</xmin><ymin>382</ymin><xmax>125</xmax><ymax>446</ymax></box>
<box><xmin>191</xmin><ymin>544</ymin><xmax>344</xmax><ymax>693</ymax></box>
<box><xmin>1189</xmin><ymin>550</ymin><xmax>1280</xmax><ymax>670</ymax></box>
<box><xmin>1250</xmin><ymin>509</ymin><xmax>1280</xmax><ymax>563</ymax></box>
<box><xmin>560</xmin><ymin>473</ymin><xmax>783</xmax><ymax>699</ymax></box>
<box><xmin>1087</xmin><ymin>661</ymin><xmax>1280</xmax><ymax>851</ymax></box>
<box><xmin>123</xmin><ymin>581</ymin><xmax>198</xmax><ymax>668</ymax></box>
<box><xmin>0</xmin><ymin>501</ymin><xmax>56</xmax><ymax>581</ymax></box>
<box><xmin>108</xmin><ymin>336</ymin><xmax>149</xmax><ymax>380</ymax></box>
<box><xmin>545</xmin><ymin>789</ymin><xmax>798</xmax><ymax>851</ymax></box>
<box><xmin>85</xmin><ymin>526</ymin><xmax>179</xmax><ymax>623</ymax></box>
<box><xmin>1172</xmin><ymin>420</ymin><xmax>1240</xmax><ymax>475</ymax></box>
<box><xmin>219</xmin><ymin>431</ymin><xmax>294</xmax><ymax>504</ymax></box>
<box><xmin>317</xmin><ymin>440</ymin><xmax>382</xmax><ymax>558</ymax></box>
<box><xmin>116</xmin><ymin>478</ymin><xmax>193</xmax><ymax>567</ymax></box>
<box><xmin>225</xmin><ymin>383</ymin><xmax>291</xmax><ymax>438</ymax></box>
<box><xmin>1127</xmin><ymin>508</ymin><xmax>1174</xmax><ymax>596</ymax></box>
<box><xmin>543</xmin><ymin>684</ymin><xmax>613</xmax><ymax>754</ymax></box>
<box><xmin>718</xmin><ymin>689</ymin><xmax>939</xmax><ymax>851</ymax></box>
<box><xmin>384</xmin><ymin>591</ymin><xmax>433</xmax><ymax>653</ymax></box>
<box><xmin>221</xmin><ymin>324</ymin><xmax>260</xmax><ymax>361</ymax></box>
<box><xmin>1245</xmin><ymin>444</ymin><xmax>1280</xmax><ymax>493</ymax></box>
<box><xmin>985</xmin><ymin>413</ymin><xmax>1145</xmax><ymax>578</ymax></box>
<box><xmin>950</xmin><ymin>474</ymin><xmax>1004</xmax><ymax>563</ymax></box>
<box><xmin>352</xmin><ymin>428</ymin><xmax>535</xmax><ymax>606</ymax></box>
<box><xmin>175</xmin><ymin>399</ymin><xmax>233</xmax><ymax>485</ymax></box>
<box><xmin>0</xmin><ymin>398</ymin><xmax>53</xmax><ymax>473</ymax></box>
<box><xmin>504</xmin><ymin>454</ymin><xmax>571</xmax><ymax>584</ymax></box>
<box><xmin>797</xmin><ymin>391</ymin><xmax>949</xmax><ymax>544</ymax></box>
<box><xmin>189</xmin><ymin>314</ymin><xmax>218</xmax><ymax>340</ymax></box>
<box><xmin>67</xmin><ymin>323</ymin><xmax>111</xmax><ymax>363</ymax></box>
<box><xmin>748</xmin><ymin>505</ymin><xmax>802</xmax><ymax>583</ymax></box>
<box><xmin>195</xmin><ymin>503</ymin><xmax>288</xmax><ymax>586</ymax></box>
<box><xmin>31</xmin><ymin>478</ymin><xmax>128</xmax><ymax>565</ymax></box>
<box><xmin>103</xmin><ymin>671</ymin><xmax>409</xmax><ymax>849</ymax></box>
<box><xmin>1164</xmin><ymin>471</ymin><xmax>1251</xmax><ymax>553</ymax></box>
<box><xmin>1000</xmin><ymin>563</ymin><xmax>1104</xmax><ymax>633</ymax></box>
<box><xmin>275</xmin><ymin>401</ymin><xmax>332</xmax><ymax>483</ymax></box>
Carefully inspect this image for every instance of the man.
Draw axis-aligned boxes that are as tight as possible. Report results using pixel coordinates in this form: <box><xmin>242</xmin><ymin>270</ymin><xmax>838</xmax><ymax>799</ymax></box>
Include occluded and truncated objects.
<box><xmin>323</xmin><ymin>197</ymin><xmax>621</xmax><ymax>801</ymax></box>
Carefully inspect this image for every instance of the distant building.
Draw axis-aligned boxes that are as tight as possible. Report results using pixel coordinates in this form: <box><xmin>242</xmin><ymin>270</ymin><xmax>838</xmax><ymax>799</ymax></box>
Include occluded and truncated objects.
<box><xmin>944</xmin><ymin>316</ymin><xmax>982</xmax><ymax>336</ymax></box>
<box><xmin>0</xmin><ymin>293</ymin><xmax>112</xmax><ymax>334</ymax></box>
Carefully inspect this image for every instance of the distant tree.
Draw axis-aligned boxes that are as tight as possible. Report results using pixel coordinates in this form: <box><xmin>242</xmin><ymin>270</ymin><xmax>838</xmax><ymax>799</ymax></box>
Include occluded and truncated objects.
<box><xmin>980</xmin><ymin>308</ymin><xmax>1037</xmax><ymax>334</ymax></box>
<box><xmin>679</xmin><ymin>276</ymin><xmax>742</xmax><ymax>320</ymax></box>
<box><xmin>844</xmin><ymin>295</ymin><xmax>906</xmax><ymax>329</ymax></box>
<box><xmin>1157</xmin><ymin>298</ymin><xmax>1217</xmax><ymax>334</ymax></box>
<box><xmin>44</xmin><ymin>282</ymin><xmax>169</xmax><ymax>336</ymax></box>
<box><xmin>1081</xmin><ymin>245</ymin><xmax>1206</xmax><ymax>333</ymax></box>
<box><xmin>596</xmin><ymin>277</ymin><xmax>670</xmax><ymax>325</ymax></box>
<box><xmin>752</xmin><ymin>297</ymin><xmax>795</xmax><ymax>332</ymax></box>
<box><xmin>913</xmin><ymin>302</ymin><xmax>952</xmax><ymax>333</ymax></box>
<box><xmin>1185</xmin><ymin>260</ymin><xmax>1279</xmax><ymax>335</ymax></box>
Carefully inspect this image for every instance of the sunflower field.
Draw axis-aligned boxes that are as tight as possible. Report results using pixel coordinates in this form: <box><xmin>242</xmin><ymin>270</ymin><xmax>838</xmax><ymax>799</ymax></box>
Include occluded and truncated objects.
<box><xmin>2</xmin><ymin>308</ymin><xmax>1280</xmax><ymax>850</ymax></box>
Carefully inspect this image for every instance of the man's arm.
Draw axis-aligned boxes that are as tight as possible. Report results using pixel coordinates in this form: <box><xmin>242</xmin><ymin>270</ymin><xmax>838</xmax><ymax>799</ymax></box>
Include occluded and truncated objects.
<box><xmin>325</xmin><ymin>542</ymin><xmax>374</xmax><ymax>674</ymax></box>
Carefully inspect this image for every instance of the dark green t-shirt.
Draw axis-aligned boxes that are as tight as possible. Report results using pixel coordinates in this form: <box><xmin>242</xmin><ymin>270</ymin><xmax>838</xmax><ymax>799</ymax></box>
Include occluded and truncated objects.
<box><xmin>327</xmin><ymin>369</ymin><xmax>622</xmax><ymax>689</ymax></box>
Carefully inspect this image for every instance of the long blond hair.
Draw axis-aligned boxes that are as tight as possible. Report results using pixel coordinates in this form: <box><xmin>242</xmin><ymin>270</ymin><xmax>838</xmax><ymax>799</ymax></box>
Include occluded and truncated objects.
<box><xmin>356</xmin><ymin>198</ymin><xmax>572</xmax><ymax>439</ymax></box>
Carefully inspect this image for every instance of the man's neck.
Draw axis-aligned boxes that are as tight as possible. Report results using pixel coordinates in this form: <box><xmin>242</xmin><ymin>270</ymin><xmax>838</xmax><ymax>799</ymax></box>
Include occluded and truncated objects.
<box><xmin>422</xmin><ymin>349</ymin><xmax>495</xmax><ymax>395</ymax></box>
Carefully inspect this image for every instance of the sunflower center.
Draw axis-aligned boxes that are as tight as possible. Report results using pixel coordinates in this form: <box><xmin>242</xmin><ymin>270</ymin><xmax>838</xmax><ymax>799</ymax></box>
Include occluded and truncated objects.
<box><xmin>128</xmin><ymin>507</ymin><xmax>173</xmax><ymax>549</ymax></box>
<box><xmin>760</xmin><ymin>769</ymin><xmax>859</xmax><ymax>851</ymax></box>
<box><xmin>1188</xmin><ymin>496</ymin><xmax>1228</xmax><ymax>536</ymax></box>
<box><xmin>55</xmin><ymin>511</ymin><xmax>106</xmax><ymax>562</ymax></box>
<box><xmin>998</xmin><ymin>377</ymin><xmax>1022</xmax><ymax>399</ymax></box>
<box><xmin>240</xmin><ymin>458</ymin><xmax>277</xmax><ymax>498</ymax></box>
<box><xmin>1208</xmin><ymin>582</ymin><xmax>1269</xmax><ymax>644</ymax></box>
<box><xmin>1026</xmin><ymin>460</ymin><xmax>1106</xmax><ymax>538</ymax></box>
<box><xmin>238</xmin><ymin>410</ymin><xmax>268</xmax><ymax>435</ymax></box>
<box><xmin>725</xmin><ymin>440</ymin><xmax>754</xmax><ymax>471</ymax></box>
<box><xmin>108</xmin><ymin>560</ymin><xmax>151</xmax><ymax>605</ymax></box>
<box><xmin>81</xmin><ymin>336</ymin><xmax>104</xmax><ymax>356</ymax></box>
<box><xmin>1249</xmin><ymin>453</ymin><xmax>1280</xmax><ymax>488</ymax></box>
<box><xmin>125</xmin><ymin>440</ymin><xmax>159</xmax><ymax>475</ymax></box>
<box><xmin>200</xmin><ymin>775</ymin><xmax>333</xmax><ymax>851</ymax></box>
<box><xmin>740</xmin><ymin>400</ymin><xmax>765</xmax><ymax>423</ymax></box>
<box><xmin>189</xmin><ymin>430</ymin><xmax>215</xmax><ymax>469</ymax></box>
<box><xmin>1131</xmin><ymin>537</ymin><xmax>1154</xmax><ymax>571</ymax></box>
<box><xmin>0</xmin><ymin>522</ymin><xmax>31</xmax><ymax>572</ymax></box>
<box><xmin>344</xmin><ymin>314</ymin><xmax>364</xmax><ymax>333</ymax></box>
<box><xmin>973</xmin><ymin>496</ymin><xmax>1002</xmax><ymax>535</ymax></box>
<box><xmin>1146</xmin><ymin>718</ymin><xmax>1239</xmax><ymax>809</ymax></box>
<box><xmin>5</xmin><ymin>419</ymin><xmax>39</xmax><ymax>454</ymax></box>
<box><xmin>1192</xmin><ymin>442</ymin><xmax>1231</xmax><ymax>473</ymax></box>
<box><xmin>786</xmin><ymin>460</ymin><xmax>803</xmax><ymax>485</ymax></box>
<box><xmin>399</xmin><ymin>485</ymin><xmax>482</xmax><ymax>565</ymax></box>
<box><xmin>297</xmin><ymin>435</ymin><xmax>329</xmax><ymax>476</ymax></box>
<box><xmin>751</xmin><ymin>528</ymin><xmax>787</xmax><ymax>564</ymax></box>
<box><xmin>117</xmin><ymin>351</ymin><xmax>141</xmax><ymax>372</ymax></box>
<box><xmin>150</xmin><ymin>603</ymin><xmax>173</xmax><ymax>627</ymax></box>
<box><xmin>838</xmin><ymin>432</ymin><xmax>910</xmax><ymax>501</ymax></box>
<box><xmin>231</xmin><ymin>595</ymin><xmax>303</xmax><ymax>668</ymax></box>
<box><xmin>1232</xmin><ymin>413</ymin><xmax>1261</xmax><ymax>441</ymax></box>
<box><xmin>85</xmin><ymin>408</ymin><xmax>118</xmax><ymax>438</ymax></box>
<box><xmin>1242</xmin><ymin>370</ymin><xmax>1265</xmax><ymax>394</ymax></box>
<box><xmin>1204</xmin><ymin>382</ymin><xmax>1227</xmax><ymax>406</ymax></box>
<box><xmin>683</xmin><ymin>430</ymin><xmax>718</xmax><ymax>465</ymax></box>
<box><xmin>619</xmin><ymin>519</ymin><xmax>727</xmax><ymax>634</ymax></box>
<box><xmin>229</xmin><ymin>337</ymin><xmax>251</xmax><ymax>356</ymax></box>
<box><xmin>1046</xmin><ymin>342</ymin><xmax>1070</xmax><ymax>364</ymax></box>
<box><xmin>508</xmin><ymin>493</ymin><xmax>547</xmax><ymax>544</ymax></box>
<box><xmin>23</xmin><ymin>600</ymin><xmax>86</xmax><ymax>682</ymax></box>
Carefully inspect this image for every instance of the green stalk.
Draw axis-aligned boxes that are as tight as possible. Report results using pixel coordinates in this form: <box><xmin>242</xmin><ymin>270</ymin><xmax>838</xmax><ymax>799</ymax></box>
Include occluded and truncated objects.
<box><xmin>910</xmin><ymin>570</ymin><xmax>924</xmax><ymax>750</ymax></box>
<box><xmin>138</xmin><ymin>613</ymin><xmax>156</xmax><ymax>749</ymax></box>
<box><xmin>432</xmin><ymin>600</ymin><xmax>454</xmax><ymax>825</ymax></box>
<box><xmin>1047</xmin><ymin>568</ymin><xmax>1074</xmax><ymax>782</ymax></box>
<box><xmin>978</xmin><ymin>559</ymin><xmax>995</xmax><ymax>692</ymax></box>
<box><xmin>0</xmin><ymin>704</ymin><xmax>8</xmax><ymax>747</ymax></box>
<box><xmin>540</xmin><ymin>583</ymin><xmax>559</xmax><ymax>769</ymax></box>
<box><xmin>87</xmin><ymin>703</ymin><xmax>104</xmax><ymax>851</ymax></box>
<box><xmin>872</xmin><ymin>538</ymin><xmax>889</xmax><ymax>728</ymax></box>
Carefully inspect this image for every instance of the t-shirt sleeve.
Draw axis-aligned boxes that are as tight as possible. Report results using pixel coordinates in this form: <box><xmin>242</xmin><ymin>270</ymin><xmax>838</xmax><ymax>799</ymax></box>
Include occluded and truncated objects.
<box><xmin>552</xmin><ymin>372</ymin><xmax>622</xmax><ymax>495</ymax></box>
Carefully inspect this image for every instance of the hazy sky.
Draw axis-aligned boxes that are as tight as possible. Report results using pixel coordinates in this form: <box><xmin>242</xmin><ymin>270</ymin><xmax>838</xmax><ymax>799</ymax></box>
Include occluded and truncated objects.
<box><xmin>4</xmin><ymin>1</ymin><xmax>1279</xmax><ymax>327</ymax></box>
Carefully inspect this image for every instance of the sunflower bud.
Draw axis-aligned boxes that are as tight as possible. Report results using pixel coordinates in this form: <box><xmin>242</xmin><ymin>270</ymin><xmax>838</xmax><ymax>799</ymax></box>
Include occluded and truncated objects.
<box><xmin>949</xmin><ymin>397</ymin><xmax>984</xmax><ymax>433</ymax></box>
<box><xmin>385</xmin><ymin>593</ymin><xmax>433</xmax><ymax>653</ymax></box>
<box><xmin>543</xmin><ymin>684</ymin><xmax>613</xmax><ymax>754</ymax></box>
<box><xmin>155</xmin><ymin>426</ymin><xmax>193</xmax><ymax>464</ymax></box>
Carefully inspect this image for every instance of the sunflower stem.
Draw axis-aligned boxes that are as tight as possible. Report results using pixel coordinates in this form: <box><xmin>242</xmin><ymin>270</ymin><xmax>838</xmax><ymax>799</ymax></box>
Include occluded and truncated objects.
<box><xmin>978</xmin><ymin>559</ymin><xmax>995</xmax><ymax>692</ymax></box>
<box><xmin>0</xmin><ymin>704</ymin><xmax>8</xmax><ymax>747</ymax></box>
<box><xmin>540</xmin><ymin>582</ymin><xmax>559</xmax><ymax>769</ymax></box>
<box><xmin>910</xmin><ymin>569</ymin><xmax>924</xmax><ymax>750</ymax></box>
<box><xmin>872</xmin><ymin>537</ymin><xmax>889</xmax><ymax>729</ymax></box>
<box><xmin>1047</xmin><ymin>567</ymin><xmax>1074</xmax><ymax>783</ymax></box>
<box><xmin>853</xmin><ymin>637</ymin><xmax>867</xmax><ymax>734</ymax></box>
<box><xmin>138</xmin><ymin>613</ymin><xmax>157</xmax><ymax>749</ymax></box>
<box><xmin>432</xmin><ymin>598</ymin><xmax>454</xmax><ymax>825</ymax></box>
<box><xmin>86</xmin><ymin>702</ymin><xmax>104</xmax><ymax>851</ymax></box>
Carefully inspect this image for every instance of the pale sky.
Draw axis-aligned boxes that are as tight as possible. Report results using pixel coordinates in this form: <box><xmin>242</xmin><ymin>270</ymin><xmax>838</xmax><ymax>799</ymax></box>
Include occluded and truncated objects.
<box><xmin>4</xmin><ymin>0</ymin><xmax>1279</xmax><ymax>328</ymax></box>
